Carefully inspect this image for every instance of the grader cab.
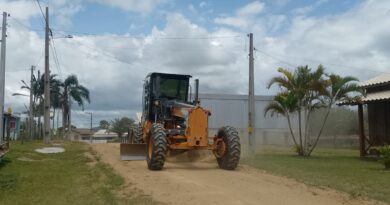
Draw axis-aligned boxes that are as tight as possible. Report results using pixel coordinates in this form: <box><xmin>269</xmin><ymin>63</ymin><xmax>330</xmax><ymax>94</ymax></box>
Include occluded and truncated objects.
<box><xmin>120</xmin><ymin>73</ymin><xmax>240</xmax><ymax>170</ymax></box>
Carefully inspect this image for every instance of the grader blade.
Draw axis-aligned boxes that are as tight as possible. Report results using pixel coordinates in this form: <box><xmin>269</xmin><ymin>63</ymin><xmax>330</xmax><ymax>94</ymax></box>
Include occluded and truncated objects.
<box><xmin>120</xmin><ymin>143</ymin><xmax>147</xmax><ymax>161</ymax></box>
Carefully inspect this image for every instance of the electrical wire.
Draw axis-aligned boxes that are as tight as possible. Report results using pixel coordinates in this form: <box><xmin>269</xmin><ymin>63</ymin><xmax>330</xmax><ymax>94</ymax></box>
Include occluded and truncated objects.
<box><xmin>255</xmin><ymin>49</ymin><xmax>297</xmax><ymax>68</ymax></box>
<box><xmin>254</xmin><ymin>48</ymin><xmax>390</xmax><ymax>74</ymax></box>
<box><xmin>50</xmin><ymin>36</ymin><xmax>63</xmax><ymax>79</ymax></box>
<box><xmin>9</xmin><ymin>17</ymin><xmax>43</xmax><ymax>32</ymax></box>
<box><xmin>5</xmin><ymin>69</ymin><xmax>30</xmax><ymax>73</ymax></box>
<box><xmin>34</xmin><ymin>0</ymin><xmax>47</xmax><ymax>25</ymax></box>
<box><xmin>52</xmin><ymin>29</ymin><xmax>243</xmax><ymax>40</ymax></box>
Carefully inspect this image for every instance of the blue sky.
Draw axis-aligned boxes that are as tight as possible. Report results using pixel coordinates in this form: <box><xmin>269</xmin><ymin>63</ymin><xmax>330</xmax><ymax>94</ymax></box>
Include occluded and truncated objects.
<box><xmin>29</xmin><ymin>0</ymin><xmax>362</xmax><ymax>37</ymax></box>
<box><xmin>2</xmin><ymin>0</ymin><xmax>389</xmax><ymax>127</ymax></box>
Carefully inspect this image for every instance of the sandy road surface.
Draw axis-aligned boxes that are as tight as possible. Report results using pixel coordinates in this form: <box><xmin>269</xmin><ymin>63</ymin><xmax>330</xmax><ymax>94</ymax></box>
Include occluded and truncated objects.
<box><xmin>91</xmin><ymin>143</ymin><xmax>384</xmax><ymax>205</ymax></box>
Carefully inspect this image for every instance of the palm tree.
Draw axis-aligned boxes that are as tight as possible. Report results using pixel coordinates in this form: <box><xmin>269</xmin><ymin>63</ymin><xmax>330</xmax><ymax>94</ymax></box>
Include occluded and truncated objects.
<box><xmin>264</xmin><ymin>92</ymin><xmax>299</xmax><ymax>147</ymax></box>
<box><xmin>48</xmin><ymin>75</ymin><xmax>62</xmax><ymax>135</ymax></box>
<box><xmin>266</xmin><ymin>65</ymin><xmax>360</xmax><ymax>156</ymax></box>
<box><xmin>307</xmin><ymin>74</ymin><xmax>361</xmax><ymax>155</ymax></box>
<box><xmin>61</xmin><ymin>75</ymin><xmax>90</xmax><ymax>135</ymax></box>
<box><xmin>21</xmin><ymin>72</ymin><xmax>62</xmax><ymax>139</ymax></box>
<box><xmin>266</xmin><ymin>65</ymin><xmax>327</xmax><ymax>156</ymax></box>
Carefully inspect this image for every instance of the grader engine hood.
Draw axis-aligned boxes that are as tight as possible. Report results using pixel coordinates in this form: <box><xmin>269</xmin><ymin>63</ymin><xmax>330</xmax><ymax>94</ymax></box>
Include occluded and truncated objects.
<box><xmin>168</xmin><ymin>105</ymin><xmax>211</xmax><ymax>149</ymax></box>
<box><xmin>185</xmin><ymin>106</ymin><xmax>209</xmax><ymax>147</ymax></box>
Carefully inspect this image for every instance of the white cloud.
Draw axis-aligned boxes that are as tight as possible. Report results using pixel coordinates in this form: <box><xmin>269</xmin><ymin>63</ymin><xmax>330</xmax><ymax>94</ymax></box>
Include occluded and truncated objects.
<box><xmin>199</xmin><ymin>1</ymin><xmax>207</xmax><ymax>9</ymax></box>
<box><xmin>0</xmin><ymin>0</ymin><xmax>40</xmax><ymax>20</ymax></box>
<box><xmin>90</xmin><ymin>0</ymin><xmax>169</xmax><ymax>14</ymax></box>
<box><xmin>214</xmin><ymin>1</ymin><xmax>265</xmax><ymax>29</ymax></box>
<box><xmin>236</xmin><ymin>1</ymin><xmax>265</xmax><ymax>16</ymax></box>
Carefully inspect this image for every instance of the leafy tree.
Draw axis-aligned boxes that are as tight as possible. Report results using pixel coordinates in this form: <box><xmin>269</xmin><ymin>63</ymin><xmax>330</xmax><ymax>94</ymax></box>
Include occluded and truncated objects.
<box><xmin>110</xmin><ymin>117</ymin><xmax>135</xmax><ymax>138</ymax></box>
<box><xmin>265</xmin><ymin>65</ymin><xmax>361</xmax><ymax>156</ymax></box>
<box><xmin>99</xmin><ymin>120</ymin><xmax>110</xmax><ymax>129</ymax></box>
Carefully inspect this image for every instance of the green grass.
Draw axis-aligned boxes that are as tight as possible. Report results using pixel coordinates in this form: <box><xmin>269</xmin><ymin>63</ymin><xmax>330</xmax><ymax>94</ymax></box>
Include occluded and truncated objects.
<box><xmin>242</xmin><ymin>147</ymin><xmax>390</xmax><ymax>203</ymax></box>
<box><xmin>0</xmin><ymin>141</ymin><xmax>157</xmax><ymax>205</ymax></box>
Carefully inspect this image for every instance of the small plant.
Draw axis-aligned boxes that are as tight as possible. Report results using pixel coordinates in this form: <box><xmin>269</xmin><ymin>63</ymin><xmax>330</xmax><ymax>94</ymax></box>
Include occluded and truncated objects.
<box><xmin>379</xmin><ymin>145</ymin><xmax>390</xmax><ymax>169</ymax></box>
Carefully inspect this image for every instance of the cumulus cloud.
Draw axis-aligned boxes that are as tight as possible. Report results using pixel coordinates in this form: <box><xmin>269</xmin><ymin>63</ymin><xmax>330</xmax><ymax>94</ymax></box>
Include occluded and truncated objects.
<box><xmin>214</xmin><ymin>1</ymin><xmax>265</xmax><ymax>29</ymax></box>
<box><xmin>0</xmin><ymin>0</ymin><xmax>40</xmax><ymax>20</ymax></box>
<box><xmin>236</xmin><ymin>1</ymin><xmax>265</xmax><ymax>16</ymax></box>
<box><xmin>90</xmin><ymin>0</ymin><xmax>169</xmax><ymax>14</ymax></box>
<box><xmin>271</xmin><ymin>0</ymin><xmax>390</xmax><ymax>77</ymax></box>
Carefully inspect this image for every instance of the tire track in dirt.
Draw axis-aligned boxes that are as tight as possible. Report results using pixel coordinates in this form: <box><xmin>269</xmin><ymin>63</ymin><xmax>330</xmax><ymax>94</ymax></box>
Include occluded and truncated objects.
<box><xmin>91</xmin><ymin>143</ymin><xmax>386</xmax><ymax>205</ymax></box>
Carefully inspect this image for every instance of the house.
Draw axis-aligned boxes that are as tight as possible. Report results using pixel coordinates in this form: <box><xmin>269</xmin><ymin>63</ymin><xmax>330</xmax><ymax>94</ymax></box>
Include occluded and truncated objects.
<box><xmin>1</xmin><ymin>111</ymin><xmax>20</xmax><ymax>160</ymax></box>
<box><xmin>89</xmin><ymin>129</ymin><xmax>118</xmax><ymax>144</ymax></box>
<box><xmin>2</xmin><ymin>112</ymin><xmax>21</xmax><ymax>141</ymax></box>
<box><xmin>341</xmin><ymin>74</ymin><xmax>390</xmax><ymax>156</ymax></box>
<box><xmin>67</xmin><ymin>128</ymin><xmax>94</xmax><ymax>141</ymax></box>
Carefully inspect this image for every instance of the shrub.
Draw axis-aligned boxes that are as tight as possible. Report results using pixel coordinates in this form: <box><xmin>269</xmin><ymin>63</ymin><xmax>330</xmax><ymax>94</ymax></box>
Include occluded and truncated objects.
<box><xmin>379</xmin><ymin>145</ymin><xmax>390</xmax><ymax>169</ymax></box>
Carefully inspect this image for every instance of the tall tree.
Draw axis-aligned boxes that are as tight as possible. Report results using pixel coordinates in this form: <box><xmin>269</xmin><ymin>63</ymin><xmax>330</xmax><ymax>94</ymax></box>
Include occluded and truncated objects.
<box><xmin>61</xmin><ymin>75</ymin><xmax>90</xmax><ymax>134</ymax></box>
<box><xmin>21</xmin><ymin>72</ymin><xmax>61</xmax><ymax>138</ymax></box>
<box><xmin>110</xmin><ymin>117</ymin><xmax>135</xmax><ymax>138</ymax></box>
<box><xmin>99</xmin><ymin>120</ymin><xmax>110</xmax><ymax>129</ymax></box>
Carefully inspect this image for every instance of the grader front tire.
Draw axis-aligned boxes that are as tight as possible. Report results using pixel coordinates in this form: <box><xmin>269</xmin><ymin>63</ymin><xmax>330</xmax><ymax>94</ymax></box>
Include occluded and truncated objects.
<box><xmin>147</xmin><ymin>123</ymin><xmax>167</xmax><ymax>170</ymax></box>
<box><xmin>215</xmin><ymin>126</ymin><xmax>241</xmax><ymax>170</ymax></box>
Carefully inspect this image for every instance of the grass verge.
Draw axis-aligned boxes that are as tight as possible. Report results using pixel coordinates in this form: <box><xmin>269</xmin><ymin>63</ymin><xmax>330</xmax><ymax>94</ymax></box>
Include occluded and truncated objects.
<box><xmin>241</xmin><ymin>146</ymin><xmax>390</xmax><ymax>204</ymax></box>
<box><xmin>0</xmin><ymin>141</ymin><xmax>158</xmax><ymax>205</ymax></box>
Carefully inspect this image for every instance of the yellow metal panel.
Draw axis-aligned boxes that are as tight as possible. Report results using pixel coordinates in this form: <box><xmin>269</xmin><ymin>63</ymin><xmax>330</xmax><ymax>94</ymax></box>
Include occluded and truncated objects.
<box><xmin>185</xmin><ymin>106</ymin><xmax>209</xmax><ymax>147</ymax></box>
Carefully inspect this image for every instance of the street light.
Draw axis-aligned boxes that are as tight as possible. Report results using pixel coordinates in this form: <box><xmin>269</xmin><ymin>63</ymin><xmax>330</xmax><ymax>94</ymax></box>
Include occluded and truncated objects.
<box><xmin>12</xmin><ymin>93</ymin><xmax>29</xmax><ymax>97</ymax></box>
<box><xmin>52</xmin><ymin>34</ymin><xmax>73</xmax><ymax>39</ymax></box>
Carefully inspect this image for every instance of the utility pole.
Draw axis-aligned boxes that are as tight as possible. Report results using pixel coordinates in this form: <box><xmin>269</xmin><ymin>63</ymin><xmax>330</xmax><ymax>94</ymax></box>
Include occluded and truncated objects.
<box><xmin>43</xmin><ymin>7</ymin><xmax>50</xmax><ymax>143</ymax></box>
<box><xmin>29</xmin><ymin>66</ymin><xmax>35</xmax><ymax>140</ymax></box>
<box><xmin>86</xmin><ymin>112</ymin><xmax>92</xmax><ymax>143</ymax></box>
<box><xmin>0</xmin><ymin>12</ymin><xmax>8</xmax><ymax>145</ymax></box>
<box><xmin>248</xmin><ymin>33</ymin><xmax>256</xmax><ymax>154</ymax></box>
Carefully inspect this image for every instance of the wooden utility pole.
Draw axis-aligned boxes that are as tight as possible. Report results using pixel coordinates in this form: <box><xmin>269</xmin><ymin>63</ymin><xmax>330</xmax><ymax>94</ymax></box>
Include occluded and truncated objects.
<box><xmin>0</xmin><ymin>12</ymin><xmax>8</xmax><ymax>144</ymax></box>
<box><xmin>248</xmin><ymin>33</ymin><xmax>256</xmax><ymax>154</ymax></box>
<box><xmin>43</xmin><ymin>7</ymin><xmax>51</xmax><ymax>143</ymax></box>
<box><xmin>29</xmin><ymin>66</ymin><xmax>35</xmax><ymax>140</ymax></box>
<box><xmin>358</xmin><ymin>104</ymin><xmax>366</xmax><ymax>157</ymax></box>
<box><xmin>86</xmin><ymin>112</ymin><xmax>93</xmax><ymax>143</ymax></box>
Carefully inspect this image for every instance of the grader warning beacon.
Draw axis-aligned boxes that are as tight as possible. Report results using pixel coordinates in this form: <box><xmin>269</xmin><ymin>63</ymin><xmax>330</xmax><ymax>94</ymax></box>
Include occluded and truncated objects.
<box><xmin>120</xmin><ymin>73</ymin><xmax>240</xmax><ymax>170</ymax></box>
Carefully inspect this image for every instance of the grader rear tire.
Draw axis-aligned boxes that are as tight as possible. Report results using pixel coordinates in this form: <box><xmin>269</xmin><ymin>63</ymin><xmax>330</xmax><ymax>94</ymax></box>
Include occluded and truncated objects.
<box><xmin>147</xmin><ymin>123</ymin><xmax>167</xmax><ymax>170</ymax></box>
<box><xmin>215</xmin><ymin>126</ymin><xmax>241</xmax><ymax>170</ymax></box>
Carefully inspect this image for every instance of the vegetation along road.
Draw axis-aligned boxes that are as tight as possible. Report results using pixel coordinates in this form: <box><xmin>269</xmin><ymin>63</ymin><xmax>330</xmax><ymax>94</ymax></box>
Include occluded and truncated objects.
<box><xmin>0</xmin><ymin>142</ymin><xmax>156</xmax><ymax>205</ymax></box>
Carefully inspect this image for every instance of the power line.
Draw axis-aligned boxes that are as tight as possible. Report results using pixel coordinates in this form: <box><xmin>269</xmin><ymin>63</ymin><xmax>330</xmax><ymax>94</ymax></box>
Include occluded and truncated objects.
<box><xmin>255</xmin><ymin>49</ymin><xmax>297</xmax><ymax>68</ymax></box>
<box><xmin>5</xmin><ymin>68</ymin><xmax>30</xmax><ymax>73</ymax></box>
<box><xmin>9</xmin><ymin>17</ymin><xmax>43</xmax><ymax>32</ymax></box>
<box><xmin>50</xmin><ymin>37</ymin><xmax>63</xmax><ymax>79</ymax></box>
<box><xmin>34</xmin><ymin>0</ymin><xmax>47</xmax><ymax>25</ymax></box>
<box><xmin>76</xmin><ymin>41</ymin><xmax>133</xmax><ymax>65</ymax></box>
<box><xmin>52</xmin><ymin>29</ymin><xmax>243</xmax><ymax>40</ymax></box>
<box><xmin>255</xmin><ymin>48</ymin><xmax>390</xmax><ymax>74</ymax></box>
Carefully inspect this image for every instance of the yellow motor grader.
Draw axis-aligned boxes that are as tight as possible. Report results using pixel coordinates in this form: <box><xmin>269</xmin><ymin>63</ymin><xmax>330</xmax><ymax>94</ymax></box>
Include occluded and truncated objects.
<box><xmin>120</xmin><ymin>72</ymin><xmax>240</xmax><ymax>170</ymax></box>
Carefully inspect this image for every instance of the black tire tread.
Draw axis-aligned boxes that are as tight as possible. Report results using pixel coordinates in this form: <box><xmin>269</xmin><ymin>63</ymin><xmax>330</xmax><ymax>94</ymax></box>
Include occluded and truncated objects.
<box><xmin>132</xmin><ymin>124</ymin><xmax>144</xmax><ymax>143</ymax></box>
<box><xmin>147</xmin><ymin>123</ymin><xmax>167</xmax><ymax>170</ymax></box>
<box><xmin>216</xmin><ymin>126</ymin><xmax>241</xmax><ymax>170</ymax></box>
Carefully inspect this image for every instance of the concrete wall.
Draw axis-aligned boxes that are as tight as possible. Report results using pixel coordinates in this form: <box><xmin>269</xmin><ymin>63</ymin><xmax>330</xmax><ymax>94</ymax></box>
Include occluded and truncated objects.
<box><xmin>199</xmin><ymin>94</ymin><xmax>359</xmax><ymax>148</ymax></box>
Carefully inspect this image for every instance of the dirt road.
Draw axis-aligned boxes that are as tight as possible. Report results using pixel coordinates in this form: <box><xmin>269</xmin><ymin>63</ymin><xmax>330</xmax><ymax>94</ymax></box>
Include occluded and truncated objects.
<box><xmin>91</xmin><ymin>143</ymin><xmax>384</xmax><ymax>205</ymax></box>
